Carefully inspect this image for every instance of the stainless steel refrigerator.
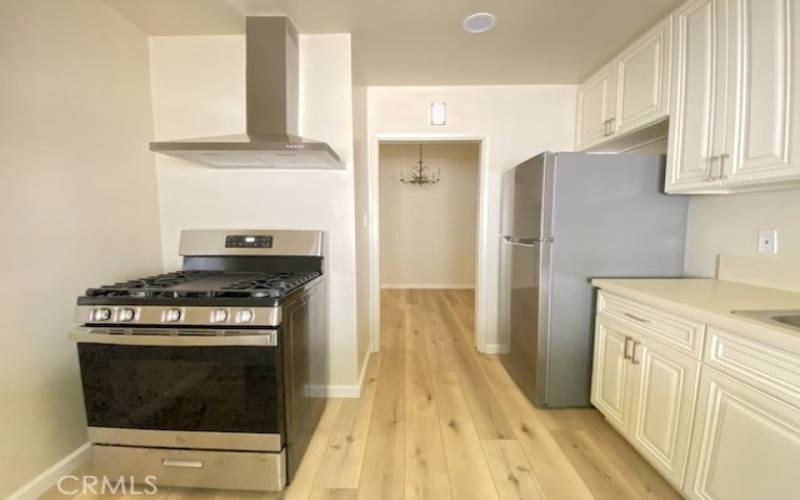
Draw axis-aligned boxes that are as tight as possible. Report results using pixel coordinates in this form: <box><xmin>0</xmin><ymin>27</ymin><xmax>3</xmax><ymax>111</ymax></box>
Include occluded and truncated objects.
<box><xmin>498</xmin><ymin>152</ymin><xmax>687</xmax><ymax>408</ymax></box>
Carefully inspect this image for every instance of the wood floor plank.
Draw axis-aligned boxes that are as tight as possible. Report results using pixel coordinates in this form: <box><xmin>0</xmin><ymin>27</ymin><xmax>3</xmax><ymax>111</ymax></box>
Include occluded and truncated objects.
<box><xmin>578</xmin><ymin>411</ymin><xmax>683</xmax><ymax>500</ymax></box>
<box><xmin>404</xmin><ymin>305</ymin><xmax>452</xmax><ymax>500</ymax></box>
<box><xmin>475</xmin><ymin>353</ymin><xmax>595</xmax><ymax>500</ymax></box>
<box><xmin>308</xmin><ymin>488</ymin><xmax>358</xmax><ymax>500</ymax></box>
<box><xmin>357</xmin><ymin>303</ymin><xmax>406</xmax><ymax>500</ymax></box>
<box><xmin>551</xmin><ymin>429</ymin><xmax>643</xmax><ymax>500</ymax></box>
<box><xmin>314</xmin><ymin>355</ymin><xmax>382</xmax><ymax>489</ymax></box>
<box><xmin>481</xmin><ymin>440</ymin><xmax>547</xmax><ymax>500</ymax></box>
<box><xmin>435</xmin><ymin>295</ymin><xmax>515</xmax><ymax>440</ymax></box>
<box><xmin>432</xmin><ymin>371</ymin><xmax>500</xmax><ymax>500</ymax></box>
<box><xmin>283</xmin><ymin>399</ymin><xmax>345</xmax><ymax>500</ymax></box>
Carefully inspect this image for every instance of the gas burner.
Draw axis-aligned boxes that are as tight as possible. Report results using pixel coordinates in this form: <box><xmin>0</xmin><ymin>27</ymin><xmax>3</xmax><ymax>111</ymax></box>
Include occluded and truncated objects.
<box><xmin>82</xmin><ymin>270</ymin><xmax>320</xmax><ymax>303</ymax></box>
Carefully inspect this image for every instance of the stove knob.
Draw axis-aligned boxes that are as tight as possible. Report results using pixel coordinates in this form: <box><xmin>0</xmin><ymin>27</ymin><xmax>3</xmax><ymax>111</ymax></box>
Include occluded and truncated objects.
<box><xmin>210</xmin><ymin>309</ymin><xmax>228</xmax><ymax>323</ymax></box>
<box><xmin>235</xmin><ymin>309</ymin><xmax>254</xmax><ymax>323</ymax></box>
<box><xmin>92</xmin><ymin>308</ymin><xmax>111</xmax><ymax>321</ymax></box>
<box><xmin>163</xmin><ymin>309</ymin><xmax>182</xmax><ymax>322</ymax></box>
<box><xmin>118</xmin><ymin>308</ymin><xmax>136</xmax><ymax>322</ymax></box>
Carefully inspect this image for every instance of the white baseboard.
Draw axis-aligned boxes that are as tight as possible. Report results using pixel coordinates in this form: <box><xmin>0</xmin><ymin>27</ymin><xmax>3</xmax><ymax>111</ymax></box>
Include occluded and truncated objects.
<box><xmin>307</xmin><ymin>350</ymin><xmax>373</xmax><ymax>399</ymax></box>
<box><xmin>381</xmin><ymin>283</ymin><xmax>475</xmax><ymax>290</ymax></box>
<box><xmin>480</xmin><ymin>343</ymin><xmax>509</xmax><ymax>354</ymax></box>
<box><xmin>8</xmin><ymin>442</ymin><xmax>92</xmax><ymax>500</ymax></box>
<box><xmin>356</xmin><ymin>349</ymin><xmax>372</xmax><ymax>397</ymax></box>
<box><xmin>306</xmin><ymin>384</ymin><xmax>361</xmax><ymax>398</ymax></box>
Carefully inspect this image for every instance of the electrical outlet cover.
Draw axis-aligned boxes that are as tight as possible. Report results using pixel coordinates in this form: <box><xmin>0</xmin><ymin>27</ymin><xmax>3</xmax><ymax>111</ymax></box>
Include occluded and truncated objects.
<box><xmin>758</xmin><ymin>229</ymin><xmax>778</xmax><ymax>255</ymax></box>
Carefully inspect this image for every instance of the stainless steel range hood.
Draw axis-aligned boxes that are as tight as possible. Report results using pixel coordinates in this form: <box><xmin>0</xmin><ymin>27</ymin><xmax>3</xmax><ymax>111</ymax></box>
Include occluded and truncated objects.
<box><xmin>149</xmin><ymin>17</ymin><xmax>342</xmax><ymax>169</ymax></box>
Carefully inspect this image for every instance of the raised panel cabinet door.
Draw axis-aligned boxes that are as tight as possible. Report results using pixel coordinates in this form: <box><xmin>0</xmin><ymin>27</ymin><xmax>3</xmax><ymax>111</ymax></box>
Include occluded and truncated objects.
<box><xmin>614</xmin><ymin>16</ymin><xmax>673</xmax><ymax>135</ymax></box>
<box><xmin>628</xmin><ymin>339</ymin><xmax>700</xmax><ymax>488</ymax></box>
<box><xmin>666</xmin><ymin>0</ymin><xmax>732</xmax><ymax>192</ymax></box>
<box><xmin>685</xmin><ymin>367</ymin><xmax>800</xmax><ymax>500</ymax></box>
<box><xmin>576</xmin><ymin>64</ymin><xmax>616</xmax><ymax>150</ymax></box>
<box><xmin>591</xmin><ymin>317</ymin><xmax>634</xmax><ymax>432</ymax></box>
<box><xmin>725</xmin><ymin>0</ymin><xmax>800</xmax><ymax>186</ymax></box>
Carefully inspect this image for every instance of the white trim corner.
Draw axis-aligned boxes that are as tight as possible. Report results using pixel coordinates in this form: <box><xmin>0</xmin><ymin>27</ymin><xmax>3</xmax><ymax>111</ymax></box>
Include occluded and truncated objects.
<box><xmin>7</xmin><ymin>442</ymin><xmax>92</xmax><ymax>500</ymax></box>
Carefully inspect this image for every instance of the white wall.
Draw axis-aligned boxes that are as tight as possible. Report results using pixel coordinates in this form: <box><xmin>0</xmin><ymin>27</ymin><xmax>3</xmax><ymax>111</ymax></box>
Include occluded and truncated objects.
<box><xmin>366</xmin><ymin>85</ymin><xmax>576</xmax><ymax>350</ymax></box>
<box><xmin>149</xmin><ymin>34</ymin><xmax>361</xmax><ymax>390</ymax></box>
<box><xmin>685</xmin><ymin>188</ymin><xmax>800</xmax><ymax>280</ymax></box>
<box><xmin>379</xmin><ymin>143</ymin><xmax>480</xmax><ymax>288</ymax></box>
<box><xmin>0</xmin><ymin>1</ymin><xmax>163</xmax><ymax>496</ymax></box>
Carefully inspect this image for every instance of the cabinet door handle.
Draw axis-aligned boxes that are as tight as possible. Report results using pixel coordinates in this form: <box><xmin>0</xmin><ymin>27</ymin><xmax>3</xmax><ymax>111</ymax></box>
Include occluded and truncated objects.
<box><xmin>162</xmin><ymin>459</ymin><xmax>204</xmax><ymax>469</ymax></box>
<box><xmin>631</xmin><ymin>341</ymin><xmax>641</xmax><ymax>365</ymax></box>
<box><xmin>706</xmin><ymin>156</ymin><xmax>719</xmax><ymax>181</ymax></box>
<box><xmin>607</xmin><ymin>117</ymin><xmax>616</xmax><ymax>135</ymax></box>
<box><xmin>623</xmin><ymin>312</ymin><xmax>650</xmax><ymax>324</ymax></box>
<box><xmin>718</xmin><ymin>153</ymin><xmax>730</xmax><ymax>180</ymax></box>
<box><xmin>623</xmin><ymin>336</ymin><xmax>633</xmax><ymax>360</ymax></box>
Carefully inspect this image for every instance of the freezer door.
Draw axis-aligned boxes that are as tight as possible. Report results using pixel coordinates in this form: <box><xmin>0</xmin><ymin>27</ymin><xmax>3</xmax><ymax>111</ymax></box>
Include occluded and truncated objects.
<box><xmin>499</xmin><ymin>238</ymin><xmax>551</xmax><ymax>406</ymax></box>
<box><xmin>507</xmin><ymin>153</ymin><xmax>555</xmax><ymax>240</ymax></box>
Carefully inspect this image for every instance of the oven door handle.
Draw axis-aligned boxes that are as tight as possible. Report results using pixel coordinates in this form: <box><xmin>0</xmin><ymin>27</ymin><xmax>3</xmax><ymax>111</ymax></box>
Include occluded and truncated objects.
<box><xmin>68</xmin><ymin>328</ymin><xmax>277</xmax><ymax>347</ymax></box>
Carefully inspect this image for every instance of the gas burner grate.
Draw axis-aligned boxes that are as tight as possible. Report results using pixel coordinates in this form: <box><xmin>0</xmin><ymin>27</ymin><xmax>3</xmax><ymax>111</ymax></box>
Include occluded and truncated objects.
<box><xmin>84</xmin><ymin>270</ymin><xmax>320</xmax><ymax>300</ymax></box>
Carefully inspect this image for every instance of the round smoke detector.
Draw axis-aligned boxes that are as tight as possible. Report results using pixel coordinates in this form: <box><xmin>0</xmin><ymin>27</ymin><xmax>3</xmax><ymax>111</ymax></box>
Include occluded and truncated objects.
<box><xmin>463</xmin><ymin>12</ymin><xmax>496</xmax><ymax>34</ymax></box>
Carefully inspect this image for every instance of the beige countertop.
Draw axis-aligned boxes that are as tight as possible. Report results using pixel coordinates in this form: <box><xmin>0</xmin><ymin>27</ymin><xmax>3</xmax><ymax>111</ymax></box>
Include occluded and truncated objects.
<box><xmin>591</xmin><ymin>278</ymin><xmax>800</xmax><ymax>352</ymax></box>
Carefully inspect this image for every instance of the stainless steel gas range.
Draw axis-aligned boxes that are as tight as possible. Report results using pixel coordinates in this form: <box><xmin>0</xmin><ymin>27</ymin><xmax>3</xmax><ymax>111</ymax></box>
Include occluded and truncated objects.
<box><xmin>69</xmin><ymin>229</ymin><xmax>328</xmax><ymax>491</ymax></box>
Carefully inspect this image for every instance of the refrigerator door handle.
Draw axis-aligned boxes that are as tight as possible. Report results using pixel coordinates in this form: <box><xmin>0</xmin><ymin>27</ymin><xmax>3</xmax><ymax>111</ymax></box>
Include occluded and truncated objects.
<box><xmin>503</xmin><ymin>236</ymin><xmax>554</xmax><ymax>246</ymax></box>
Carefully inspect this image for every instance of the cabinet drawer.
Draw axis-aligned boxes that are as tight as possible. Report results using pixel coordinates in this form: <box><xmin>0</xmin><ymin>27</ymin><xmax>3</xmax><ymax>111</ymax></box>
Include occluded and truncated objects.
<box><xmin>598</xmin><ymin>292</ymin><xmax>705</xmax><ymax>358</ymax></box>
<box><xmin>90</xmin><ymin>445</ymin><xmax>286</xmax><ymax>491</ymax></box>
<box><xmin>705</xmin><ymin>327</ymin><xmax>800</xmax><ymax>408</ymax></box>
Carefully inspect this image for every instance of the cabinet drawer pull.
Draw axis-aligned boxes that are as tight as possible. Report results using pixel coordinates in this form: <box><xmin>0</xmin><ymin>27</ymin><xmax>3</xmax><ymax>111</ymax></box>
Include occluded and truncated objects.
<box><xmin>623</xmin><ymin>336</ymin><xmax>633</xmax><ymax>360</ymax></box>
<box><xmin>631</xmin><ymin>341</ymin><xmax>641</xmax><ymax>365</ymax></box>
<box><xmin>624</xmin><ymin>312</ymin><xmax>651</xmax><ymax>324</ymax></box>
<box><xmin>162</xmin><ymin>459</ymin><xmax>204</xmax><ymax>469</ymax></box>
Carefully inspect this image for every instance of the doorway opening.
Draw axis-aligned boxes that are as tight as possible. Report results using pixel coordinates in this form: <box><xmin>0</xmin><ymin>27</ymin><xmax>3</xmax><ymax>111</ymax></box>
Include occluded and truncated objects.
<box><xmin>378</xmin><ymin>141</ymin><xmax>481</xmax><ymax>344</ymax></box>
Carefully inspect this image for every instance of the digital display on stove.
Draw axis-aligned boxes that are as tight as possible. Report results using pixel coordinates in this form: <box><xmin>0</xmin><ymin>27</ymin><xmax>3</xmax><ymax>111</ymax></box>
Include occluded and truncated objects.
<box><xmin>225</xmin><ymin>235</ymin><xmax>273</xmax><ymax>248</ymax></box>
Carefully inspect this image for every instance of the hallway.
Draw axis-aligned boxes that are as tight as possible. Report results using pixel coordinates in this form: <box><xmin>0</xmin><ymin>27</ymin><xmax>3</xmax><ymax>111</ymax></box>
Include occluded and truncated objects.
<box><xmin>48</xmin><ymin>290</ymin><xmax>680</xmax><ymax>500</ymax></box>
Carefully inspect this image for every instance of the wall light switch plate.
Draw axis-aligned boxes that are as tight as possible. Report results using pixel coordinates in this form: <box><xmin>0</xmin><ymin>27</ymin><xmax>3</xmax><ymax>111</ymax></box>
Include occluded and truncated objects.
<box><xmin>430</xmin><ymin>102</ymin><xmax>447</xmax><ymax>126</ymax></box>
<box><xmin>758</xmin><ymin>229</ymin><xmax>778</xmax><ymax>255</ymax></box>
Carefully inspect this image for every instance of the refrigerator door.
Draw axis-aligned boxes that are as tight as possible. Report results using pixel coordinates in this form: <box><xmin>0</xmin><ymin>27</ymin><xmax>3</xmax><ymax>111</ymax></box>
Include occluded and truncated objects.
<box><xmin>499</xmin><ymin>236</ymin><xmax>552</xmax><ymax>406</ymax></box>
<box><xmin>506</xmin><ymin>153</ymin><xmax>555</xmax><ymax>241</ymax></box>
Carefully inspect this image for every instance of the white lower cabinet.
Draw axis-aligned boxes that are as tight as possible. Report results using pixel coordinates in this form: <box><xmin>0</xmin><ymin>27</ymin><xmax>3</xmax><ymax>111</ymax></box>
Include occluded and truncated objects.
<box><xmin>592</xmin><ymin>291</ymin><xmax>800</xmax><ymax>497</ymax></box>
<box><xmin>591</xmin><ymin>313</ymin><xmax>699</xmax><ymax>488</ymax></box>
<box><xmin>685</xmin><ymin>367</ymin><xmax>800</xmax><ymax>500</ymax></box>
<box><xmin>629</xmin><ymin>337</ymin><xmax>699</xmax><ymax>486</ymax></box>
<box><xmin>591</xmin><ymin>317</ymin><xmax>635</xmax><ymax>430</ymax></box>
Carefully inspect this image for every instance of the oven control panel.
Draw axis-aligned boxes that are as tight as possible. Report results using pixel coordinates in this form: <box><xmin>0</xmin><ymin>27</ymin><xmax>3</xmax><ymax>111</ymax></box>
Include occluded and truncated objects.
<box><xmin>76</xmin><ymin>305</ymin><xmax>280</xmax><ymax>327</ymax></box>
<box><xmin>225</xmin><ymin>235</ymin><xmax>273</xmax><ymax>249</ymax></box>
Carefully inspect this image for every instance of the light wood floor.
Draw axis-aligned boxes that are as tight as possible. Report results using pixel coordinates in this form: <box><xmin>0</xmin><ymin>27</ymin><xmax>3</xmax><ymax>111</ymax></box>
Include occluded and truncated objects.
<box><xmin>47</xmin><ymin>289</ymin><xmax>681</xmax><ymax>500</ymax></box>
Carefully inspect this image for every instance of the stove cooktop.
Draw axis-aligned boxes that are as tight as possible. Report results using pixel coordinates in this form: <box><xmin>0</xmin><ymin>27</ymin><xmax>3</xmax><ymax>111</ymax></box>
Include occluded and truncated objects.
<box><xmin>78</xmin><ymin>270</ymin><xmax>321</xmax><ymax>307</ymax></box>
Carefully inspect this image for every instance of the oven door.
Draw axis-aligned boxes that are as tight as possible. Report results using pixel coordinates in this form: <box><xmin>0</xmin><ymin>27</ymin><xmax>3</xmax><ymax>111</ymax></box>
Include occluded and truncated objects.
<box><xmin>72</xmin><ymin>328</ymin><xmax>284</xmax><ymax>450</ymax></box>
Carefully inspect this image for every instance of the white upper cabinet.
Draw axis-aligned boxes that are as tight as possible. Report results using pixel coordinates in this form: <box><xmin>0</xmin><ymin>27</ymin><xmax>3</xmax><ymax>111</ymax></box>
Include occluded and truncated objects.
<box><xmin>614</xmin><ymin>17</ymin><xmax>673</xmax><ymax>136</ymax></box>
<box><xmin>667</xmin><ymin>0</ymin><xmax>800</xmax><ymax>192</ymax></box>
<box><xmin>575</xmin><ymin>17</ymin><xmax>672</xmax><ymax>151</ymax></box>
<box><xmin>576</xmin><ymin>63</ymin><xmax>617</xmax><ymax>150</ymax></box>
<box><xmin>666</xmin><ymin>0</ymin><xmax>733</xmax><ymax>192</ymax></box>
<box><xmin>725</xmin><ymin>0</ymin><xmax>800</xmax><ymax>186</ymax></box>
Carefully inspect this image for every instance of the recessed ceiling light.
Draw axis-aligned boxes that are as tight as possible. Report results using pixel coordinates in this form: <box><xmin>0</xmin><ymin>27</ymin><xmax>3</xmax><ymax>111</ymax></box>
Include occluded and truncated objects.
<box><xmin>463</xmin><ymin>12</ymin><xmax>496</xmax><ymax>34</ymax></box>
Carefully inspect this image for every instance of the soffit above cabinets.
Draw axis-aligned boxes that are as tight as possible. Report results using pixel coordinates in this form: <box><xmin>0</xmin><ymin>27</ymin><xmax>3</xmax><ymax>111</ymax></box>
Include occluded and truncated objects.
<box><xmin>104</xmin><ymin>0</ymin><xmax>683</xmax><ymax>85</ymax></box>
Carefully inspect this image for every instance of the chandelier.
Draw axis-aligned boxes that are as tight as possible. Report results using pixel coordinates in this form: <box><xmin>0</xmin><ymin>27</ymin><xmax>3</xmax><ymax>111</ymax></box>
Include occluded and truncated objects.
<box><xmin>399</xmin><ymin>143</ymin><xmax>441</xmax><ymax>186</ymax></box>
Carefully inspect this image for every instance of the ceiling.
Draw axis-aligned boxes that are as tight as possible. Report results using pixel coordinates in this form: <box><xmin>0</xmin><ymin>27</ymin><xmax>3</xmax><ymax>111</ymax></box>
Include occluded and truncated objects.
<box><xmin>105</xmin><ymin>0</ymin><xmax>683</xmax><ymax>85</ymax></box>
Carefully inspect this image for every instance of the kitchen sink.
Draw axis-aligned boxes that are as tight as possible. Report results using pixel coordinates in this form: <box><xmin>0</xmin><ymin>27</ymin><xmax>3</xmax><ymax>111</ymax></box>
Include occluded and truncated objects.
<box><xmin>732</xmin><ymin>310</ymin><xmax>800</xmax><ymax>332</ymax></box>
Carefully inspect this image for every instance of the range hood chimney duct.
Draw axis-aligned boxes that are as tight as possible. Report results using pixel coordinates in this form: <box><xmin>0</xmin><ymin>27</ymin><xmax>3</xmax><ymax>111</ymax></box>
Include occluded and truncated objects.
<box><xmin>149</xmin><ymin>17</ymin><xmax>342</xmax><ymax>169</ymax></box>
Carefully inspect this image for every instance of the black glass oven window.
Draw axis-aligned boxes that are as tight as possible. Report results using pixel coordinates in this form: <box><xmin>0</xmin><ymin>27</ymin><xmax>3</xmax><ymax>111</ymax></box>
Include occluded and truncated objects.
<box><xmin>77</xmin><ymin>344</ymin><xmax>283</xmax><ymax>434</ymax></box>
